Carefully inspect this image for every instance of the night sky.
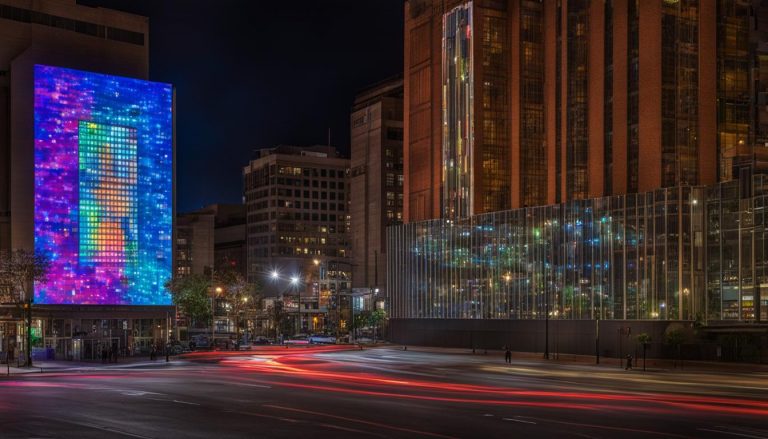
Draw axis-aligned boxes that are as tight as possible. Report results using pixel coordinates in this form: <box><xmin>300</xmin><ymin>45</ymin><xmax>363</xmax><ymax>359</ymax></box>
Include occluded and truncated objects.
<box><xmin>78</xmin><ymin>0</ymin><xmax>404</xmax><ymax>213</ymax></box>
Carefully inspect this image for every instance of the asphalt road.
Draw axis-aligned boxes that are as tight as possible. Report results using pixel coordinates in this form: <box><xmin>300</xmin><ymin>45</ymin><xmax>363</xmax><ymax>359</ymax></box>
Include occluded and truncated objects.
<box><xmin>1</xmin><ymin>346</ymin><xmax>767</xmax><ymax>438</ymax></box>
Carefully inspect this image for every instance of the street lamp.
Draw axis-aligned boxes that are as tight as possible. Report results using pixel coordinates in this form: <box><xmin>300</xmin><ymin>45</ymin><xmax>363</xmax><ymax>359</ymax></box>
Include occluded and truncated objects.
<box><xmin>212</xmin><ymin>286</ymin><xmax>222</xmax><ymax>350</ymax></box>
<box><xmin>290</xmin><ymin>275</ymin><xmax>302</xmax><ymax>334</ymax></box>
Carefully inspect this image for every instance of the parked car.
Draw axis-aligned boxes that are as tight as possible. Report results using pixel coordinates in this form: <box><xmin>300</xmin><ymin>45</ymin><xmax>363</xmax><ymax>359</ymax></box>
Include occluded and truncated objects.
<box><xmin>308</xmin><ymin>334</ymin><xmax>336</xmax><ymax>344</ymax></box>
<box><xmin>284</xmin><ymin>335</ymin><xmax>309</xmax><ymax>345</ymax></box>
<box><xmin>252</xmin><ymin>336</ymin><xmax>271</xmax><ymax>345</ymax></box>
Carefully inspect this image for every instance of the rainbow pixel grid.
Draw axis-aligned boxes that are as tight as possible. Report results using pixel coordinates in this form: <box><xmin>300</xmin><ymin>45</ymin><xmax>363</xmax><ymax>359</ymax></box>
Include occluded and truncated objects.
<box><xmin>34</xmin><ymin>65</ymin><xmax>173</xmax><ymax>305</ymax></box>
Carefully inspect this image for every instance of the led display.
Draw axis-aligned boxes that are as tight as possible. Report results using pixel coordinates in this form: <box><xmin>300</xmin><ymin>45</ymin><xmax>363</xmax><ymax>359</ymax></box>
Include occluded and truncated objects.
<box><xmin>34</xmin><ymin>65</ymin><xmax>173</xmax><ymax>305</ymax></box>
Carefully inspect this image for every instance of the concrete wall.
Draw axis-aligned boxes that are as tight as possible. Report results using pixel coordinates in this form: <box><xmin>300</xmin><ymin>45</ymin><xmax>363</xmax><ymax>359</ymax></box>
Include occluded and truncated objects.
<box><xmin>389</xmin><ymin>318</ymin><xmax>679</xmax><ymax>359</ymax></box>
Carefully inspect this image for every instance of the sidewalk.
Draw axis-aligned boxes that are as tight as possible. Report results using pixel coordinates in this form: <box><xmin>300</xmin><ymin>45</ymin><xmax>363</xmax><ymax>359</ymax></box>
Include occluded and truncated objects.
<box><xmin>1</xmin><ymin>355</ymin><xmax>181</xmax><ymax>376</ymax></box>
<box><xmin>391</xmin><ymin>345</ymin><xmax>768</xmax><ymax>374</ymax></box>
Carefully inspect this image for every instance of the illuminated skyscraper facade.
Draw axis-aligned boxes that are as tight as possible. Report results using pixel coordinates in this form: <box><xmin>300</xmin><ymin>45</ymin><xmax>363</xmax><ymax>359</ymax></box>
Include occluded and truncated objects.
<box><xmin>1</xmin><ymin>2</ymin><xmax>174</xmax><ymax>360</ymax></box>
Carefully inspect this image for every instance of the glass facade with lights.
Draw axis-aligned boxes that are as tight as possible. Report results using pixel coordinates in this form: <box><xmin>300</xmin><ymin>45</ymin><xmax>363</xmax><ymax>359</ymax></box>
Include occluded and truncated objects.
<box><xmin>34</xmin><ymin>65</ymin><xmax>173</xmax><ymax>305</ymax></box>
<box><xmin>442</xmin><ymin>2</ymin><xmax>474</xmax><ymax>220</ymax></box>
<box><xmin>389</xmin><ymin>176</ymin><xmax>768</xmax><ymax>322</ymax></box>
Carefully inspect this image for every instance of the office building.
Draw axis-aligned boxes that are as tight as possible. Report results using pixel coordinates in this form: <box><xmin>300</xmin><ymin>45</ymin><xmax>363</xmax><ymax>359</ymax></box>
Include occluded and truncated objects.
<box><xmin>350</xmin><ymin>77</ymin><xmax>404</xmax><ymax>299</ymax></box>
<box><xmin>391</xmin><ymin>0</ymin><xmax>768</xmax><ymax>357</ymax></box>
<box><xmin>404</xmin><ymin>0</ymin><xmax>768</xmax><ymax>222</ymax></box>
<box><xmin>243</xmin><ymin>145</ymin><xmax>351</xmax><ymax>333</ymax></box>
<box><xmin>175</xmin><ymin>211</ymin><xmax>215</xmax><ymax>278</ymax></box>
<box><xmin>1</xmin><ymin>0</ymin><xmax>173</xmax><ymax>361</ymax></box>
<box><xmin>210</xmin><ymin>204</ymin><xmax>247</xmax><ymax>277</ymax></box>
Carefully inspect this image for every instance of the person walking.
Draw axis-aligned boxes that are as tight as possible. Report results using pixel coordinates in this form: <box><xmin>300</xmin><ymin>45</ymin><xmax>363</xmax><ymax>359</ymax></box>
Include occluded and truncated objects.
<box><xmin>625</xmin><ymin>354</ymin><xmax>633</xmax><ymax>370</ymax></box>
<box><xmin>504</xmin><ymin>346</ymin><xmax>512</xmax><ymax>364</ymax></box>
<box><xmin>150</xmin><ymin>344</ymin><xmax>157</xmax><ymax>361</ymax></box>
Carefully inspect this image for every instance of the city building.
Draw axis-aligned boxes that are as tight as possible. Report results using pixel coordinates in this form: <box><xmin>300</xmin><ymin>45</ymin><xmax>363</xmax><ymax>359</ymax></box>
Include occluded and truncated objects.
<box><xmin>243</xmin><ymin>145</ymin><xmax>351</xmax><ymax>334</ymax></box>
<box><xmin>404</xmin><ymin>0</ymin><xmax>768</xmax><ymax>222</ymax></box>
<box><xmin>0</xmin><ymin>0</ymin><xmax>173</xmax><ymax>361</ymax></box>
<box><xmin>349</xmin><ymin>76</ymin><xmax>403</xmax><ymax>304</ymax></box>
<box><xmin>175</xmin><ymin>204</ymin><xmax>246</xmax><ymax>278</ymax></box>
<box><xmin>210</xmin><ymin>204</ymin><xmax>247</xmax><ymax>277</ymax></box>
<box><xmin>175</xmin><ymin>210</ymin><xmax>214</xmax><ymax>278</ymax></box>
<box><xmin>390</xmin><ymin>0</ymin><xmax>768</xmax><ymax>357</ymax></box>
<box><xmin>173</xmin><ymin>204</ymin><xmax>247</xmax><ymax>344</ymax></box>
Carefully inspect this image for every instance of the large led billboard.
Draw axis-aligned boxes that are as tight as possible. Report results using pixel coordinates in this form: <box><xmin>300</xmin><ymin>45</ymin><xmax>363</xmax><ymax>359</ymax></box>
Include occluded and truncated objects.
<box><xmin>34</xmin><ymin>65</ymin><xmax>173</xmax><ymax>305</ymax></box>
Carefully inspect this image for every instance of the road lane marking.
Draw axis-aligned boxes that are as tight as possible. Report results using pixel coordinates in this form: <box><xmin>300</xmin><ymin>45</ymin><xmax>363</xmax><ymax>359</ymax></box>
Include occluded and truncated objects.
<box><xmin>502</xmin><ymin>418</ymin><xmax>536</xmax><ymax>424</ymax></box>
<box><xmin>46</xmin><ymin>417</ymin><xmax>152</xmax><ymax>439</ymax></box>
<box><xmin>698</xmin><ymin>428</ymin><xmax>768</xmax><ymax>439</ymax></box>
<box><xmin>173</xmin><ymin>400</ymin><xmax>200</xmax><ymax>406</ymax></box>
<box><xmin>225</xmin><ymin>409</ymin><xmax>303</xmax><ymax>424</ymax></box>
<box><xmin>264</xmin><ymin>404</ymin><xmax>459</xmax><ymax>439</ymax></box>
<box><xmin>241</xmin><ymin>383</ymin><xmax>272</xmax><ymax>388</ymax></box>
<box><xmin>522</xmin><ymin>416</ymin><xmax>693</xmax><ymax>438</ymax></box>
<box><xmin>318</xmin><ymin>423</ymin><xmax>380</xmax><ymax>436</ymax></box>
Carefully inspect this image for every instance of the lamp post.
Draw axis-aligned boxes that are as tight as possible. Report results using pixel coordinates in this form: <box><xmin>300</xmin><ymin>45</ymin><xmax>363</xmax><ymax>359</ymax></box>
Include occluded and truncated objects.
<box><xmin>291</xmin><ymin>275</ymin><xmax>300</xmax><ymax>334</ymax></box>
<box><xmin>313</xmin><ymin>259</ymin><xmax>321</xmax><ymax>334</ymax></box>
<box><xmin>242</xmin><ymin>296</ymin><xmax>248</xmax><ymax>345</ymax></box>
<box><xmin>212</xmin><ymin>286</ymin><xmax>222</xmax><ymax>350</ymax></box>
<box><xmin>165</xmin><ymin>311</ymin><xmax>170</xmax><ymax>362</ymax></box>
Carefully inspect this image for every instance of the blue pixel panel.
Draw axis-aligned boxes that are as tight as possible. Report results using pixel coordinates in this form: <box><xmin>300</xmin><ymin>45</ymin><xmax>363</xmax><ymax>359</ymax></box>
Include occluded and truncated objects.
<box><xmin>34</xmin><ymin>65</ymin><xmax>173</xmax><ymax>305</ymax></box>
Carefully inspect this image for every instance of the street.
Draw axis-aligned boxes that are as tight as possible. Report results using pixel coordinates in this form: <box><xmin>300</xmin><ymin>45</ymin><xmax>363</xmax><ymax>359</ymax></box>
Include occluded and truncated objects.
<box><xmin>1</xmin><ymin>346</ymin><xmax>767</xmax><ymax>438</ymax></box>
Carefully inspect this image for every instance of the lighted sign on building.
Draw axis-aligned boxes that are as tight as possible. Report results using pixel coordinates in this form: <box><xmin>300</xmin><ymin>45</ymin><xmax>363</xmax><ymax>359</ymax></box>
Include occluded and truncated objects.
<box><xmin>34</xmin><ymin>65</ymin><xmax>173</xmax><ymax>305</ymax></box>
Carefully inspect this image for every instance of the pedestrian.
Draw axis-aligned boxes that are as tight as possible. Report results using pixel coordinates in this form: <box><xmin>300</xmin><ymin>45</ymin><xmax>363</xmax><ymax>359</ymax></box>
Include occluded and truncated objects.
<box><xmin>150</xmin><ymin>343</ymin><xmax>157</xmax><ymax>361</ymax></box>
<box><xmin>101</xmin><ymin>346</ymin><xmax>108</xmax><ymax>363</ymax></box>
<box><xmin>504</xmin><ymin>346</ymin><xmax>512</xmax><ymax>364</ymax></box>
<box><xmin>625</xmin><ymin>354</ymin><xmax>633</xmax><ymax>370</ymax></box>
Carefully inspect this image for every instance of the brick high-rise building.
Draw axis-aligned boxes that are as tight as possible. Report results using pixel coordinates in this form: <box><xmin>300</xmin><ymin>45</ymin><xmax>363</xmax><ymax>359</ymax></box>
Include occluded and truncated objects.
<box><xmin>404</xmin><ymin>0</ymin><xmax>767</xmax><ymax>222</ymax></box>
<box><xmin>350</xmin><ymin>77</ymin><xmax>403</xmax><ymax>296</ymax></box>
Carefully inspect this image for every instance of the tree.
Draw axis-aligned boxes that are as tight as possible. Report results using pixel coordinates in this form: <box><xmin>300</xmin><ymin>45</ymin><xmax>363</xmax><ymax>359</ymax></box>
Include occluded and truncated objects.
<box><xmin>353</xmin><ymin>310</ymin><xmax>371</xmax><ymax>340</ymax></box>
<box><xmin>665</xmin><ymin>328</ymin><xmax>685</xmax><ymax>369</ymax></box>
<box><xmin>214</xmin><ymin>270</ymin><xmax>260</xmax><ymax>347</ymax></box>
<box><xmin>0</xmin><ymin>249</ymin><xmax>51</xmax><ymax>367</ymax></box>
<box><xmin>266</xmin><ymin>300</ymin><xmax>292</xmax><ymax>341</ymax></box>
<box><xmin>369</xmin><ymin>309</ymin><xmax>386</xmax><ymax>343</ymax></box>
<box><xmin>636</xmin><ymin>333</ymin><xmax>651</xmax><ymax>372</ymax></box>
<box><xmin>164</xmin><ymin>274</ymin><xmax>212</xmax><ymax>328</ymax></box>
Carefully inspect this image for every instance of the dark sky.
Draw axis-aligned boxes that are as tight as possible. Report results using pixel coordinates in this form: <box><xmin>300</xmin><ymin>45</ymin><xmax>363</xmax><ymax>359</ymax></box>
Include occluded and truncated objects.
<box><xmin>78</xmin><ymin>0</ymin><xmax>404</xmax><ymax>213</ymax></box>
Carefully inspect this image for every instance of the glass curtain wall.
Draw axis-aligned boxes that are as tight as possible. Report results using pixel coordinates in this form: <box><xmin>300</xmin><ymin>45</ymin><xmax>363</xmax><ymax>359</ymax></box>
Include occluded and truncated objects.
<box><xmin>520</xmin><ymin>1</ymin><xmax>546</xmax><ymax>207</ymax></box>
<box><xmin>442</xmin><ymin>2</ymin><xmax>474</xmax><ymax>219</ymax></box>
<box><xmin>390</xmin><ymin>177</ymin><xmax>768</xmax><ymax>322</ymax></box>
<box><xmin>603</xmin><ymin>0</ymin><xmax>614</xmax><ymax>196</ymax></box>
<box><xmin>627</xmin><ymin>0</ymin><xmax>639</xmax><ymax>193</ymax></box>
<box><xmin>717</xmin><ymin>0</ymin><xmax>752</xmax><ymax>181</ymax></box>
<box><xmin>566</xmin><ymin>0</ymin><xmax>590</xmax><ymax>200</ymax></box>
<box><xmin>662</xmin><ymin>0</ymin><xmax>699</xmax><ymax>188</ymax></box>
<box><xmin>479</xmin><ymin>10</ymin><xmax>510</xmax><ymax>213</ymax></box>
<box><xmin>706</xmin><ymin>175</ymin><xmax>768</xmax><ymax>321</ymax></box>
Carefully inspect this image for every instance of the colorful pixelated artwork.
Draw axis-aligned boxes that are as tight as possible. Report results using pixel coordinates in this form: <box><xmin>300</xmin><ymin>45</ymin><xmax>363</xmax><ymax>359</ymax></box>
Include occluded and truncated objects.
<box><xmin>34</xmin><ymin>65</ymin><xmax>173</xmax><ymax>305</ymax></box>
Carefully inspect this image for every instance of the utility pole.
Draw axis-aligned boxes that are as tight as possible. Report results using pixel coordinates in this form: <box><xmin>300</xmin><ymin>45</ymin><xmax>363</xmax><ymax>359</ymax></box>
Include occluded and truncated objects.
<box><xmin>26</xmin><ymin>296</ymin><xmax>32</xmax><ymax>368</ymax></box>
<box><xmin>544</xmin><ymin>291</ymin><xmax>549</xmax><ymax>359</ymax></box>
<box><xmin>165</xmin><ymin>311</ymin><xmax>170</xmax><ymax>362</ymax></box>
